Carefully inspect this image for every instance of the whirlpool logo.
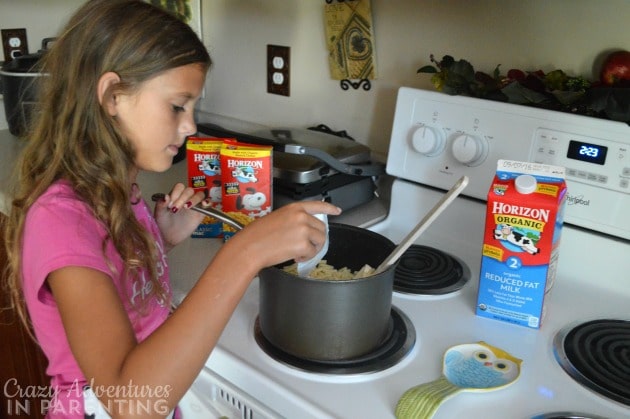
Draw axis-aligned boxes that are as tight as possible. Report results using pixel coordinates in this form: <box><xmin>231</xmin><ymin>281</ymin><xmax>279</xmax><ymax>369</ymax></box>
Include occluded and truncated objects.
<box><xmin>566</xmin><ymin>193</ymin><xmax>590</xmax><ymax>206</ymax></box>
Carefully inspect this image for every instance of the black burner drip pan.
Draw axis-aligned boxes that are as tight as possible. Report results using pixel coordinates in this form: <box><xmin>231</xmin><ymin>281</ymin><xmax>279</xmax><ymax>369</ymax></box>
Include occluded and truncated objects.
<box><xmin>531</xmin><ymin>412</ymin><xmax>609</xmax><ymax>419</ymax></box>
<box><xmin>553</xmin><ymin>319</ymin><xmax>630</xmax><ymax>406</ymax></box>
<box><xmin>254</xmin><ymin>306</ymin><xmax>415</xmax><ymax>375</ymax></box>
<box><xmin>394</xmin><ymin>245</ymin><xmax>470</xmax><ymax>295</ymax></box>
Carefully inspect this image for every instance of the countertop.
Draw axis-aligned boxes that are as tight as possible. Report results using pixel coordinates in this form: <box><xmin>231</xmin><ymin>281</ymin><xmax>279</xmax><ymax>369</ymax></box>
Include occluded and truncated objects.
<box><xmin>0</xmin><ymin>129</ymin><xmax>389</xmax><ymax>303</ymax></box>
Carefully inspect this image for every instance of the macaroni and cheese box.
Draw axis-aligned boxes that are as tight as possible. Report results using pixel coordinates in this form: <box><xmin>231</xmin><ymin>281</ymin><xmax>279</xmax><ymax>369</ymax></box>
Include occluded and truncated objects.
<box><xmin>220</xmin><ymin>140</ymin><xmax>273</xmax><ymax>241</ymax></box>
<box><xmin>186</xmin><ymin>137</ymin><xmax>228</xmax><ymax>238</ymax></box>
<box><xmin>476</xmin><ymin>160</ymin><xmax>567</xmax><ymax>329</ymax></box>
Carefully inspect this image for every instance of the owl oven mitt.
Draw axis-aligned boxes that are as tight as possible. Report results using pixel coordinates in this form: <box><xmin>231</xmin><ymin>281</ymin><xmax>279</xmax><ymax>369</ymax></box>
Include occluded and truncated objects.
<box><xmin>395</xmin><ymin>341</ymin><xmax>522</xmax><ymax>419</ymax></box>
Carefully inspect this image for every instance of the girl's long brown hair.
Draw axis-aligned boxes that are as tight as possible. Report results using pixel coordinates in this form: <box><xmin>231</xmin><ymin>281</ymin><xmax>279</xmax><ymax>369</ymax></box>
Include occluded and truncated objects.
<box><xmin>2</xmin><ymin>0</ymin><xmax>211</xmax><ymax>331</ymax></box>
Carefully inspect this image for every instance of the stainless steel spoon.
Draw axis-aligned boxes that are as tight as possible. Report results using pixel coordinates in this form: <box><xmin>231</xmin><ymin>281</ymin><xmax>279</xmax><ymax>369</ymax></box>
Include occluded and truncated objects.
<box><xmin>151</xmin><ymin>193</ymin><xmax>245</xmax><ymax>231</ymax></box>
<box><xmin>189</xmin><ymin>205</ymin><xmax>245</xmax><ymax>232</ymax></box>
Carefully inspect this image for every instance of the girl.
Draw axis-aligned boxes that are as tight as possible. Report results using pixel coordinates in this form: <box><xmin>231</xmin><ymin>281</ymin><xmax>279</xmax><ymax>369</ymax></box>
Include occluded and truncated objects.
<box><xmin>3</xmin><ymin>1</ymin><xmax>340</xmax><ymax>418</ymax></box>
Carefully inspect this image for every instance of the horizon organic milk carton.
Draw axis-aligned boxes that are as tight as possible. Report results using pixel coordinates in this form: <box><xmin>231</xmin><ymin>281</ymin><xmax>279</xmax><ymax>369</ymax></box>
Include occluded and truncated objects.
<box><xmin>476</xmin><ymin>160</ymin><xmax>567</xmax><ymax>329</ymax></box>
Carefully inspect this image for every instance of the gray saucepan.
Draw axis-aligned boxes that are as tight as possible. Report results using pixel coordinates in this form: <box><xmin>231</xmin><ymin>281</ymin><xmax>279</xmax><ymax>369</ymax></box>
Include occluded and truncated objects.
<box><xmin>258</xmin><ymin>223</ymin><xmax>397</xmax><ymax>361</ymax></box>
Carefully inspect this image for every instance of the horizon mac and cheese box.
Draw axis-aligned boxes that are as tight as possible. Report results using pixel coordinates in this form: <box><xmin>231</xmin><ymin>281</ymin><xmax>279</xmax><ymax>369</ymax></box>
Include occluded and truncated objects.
<box><xmin>220</xmin><ymin>139</ymin><xmax>273</xmax><ymax>241</ymax></box>
<box><xmin>186</xmin><ymin>137</ymin><xmax>227</xmax><ymax>238</ymax></box>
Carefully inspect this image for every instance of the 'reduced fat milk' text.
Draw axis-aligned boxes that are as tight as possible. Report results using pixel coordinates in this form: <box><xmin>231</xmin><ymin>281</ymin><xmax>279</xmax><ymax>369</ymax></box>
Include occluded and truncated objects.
<box><xmin>476</xmin><ymin>160</ymin><xmax>567</xmax><ymax>329</ymax></box>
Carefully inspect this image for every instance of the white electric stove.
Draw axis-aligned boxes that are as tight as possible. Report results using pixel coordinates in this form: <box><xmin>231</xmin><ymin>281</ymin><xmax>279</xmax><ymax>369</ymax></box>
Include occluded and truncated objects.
<box><xmin>178</xmin><ymin>88</ymin><xmax>630</xmax><ymax>419</ymax></box>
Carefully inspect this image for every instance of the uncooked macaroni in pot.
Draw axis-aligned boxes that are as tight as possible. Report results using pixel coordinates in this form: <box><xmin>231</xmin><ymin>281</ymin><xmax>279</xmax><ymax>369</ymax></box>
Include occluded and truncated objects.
<box><xmin>283</xmin><ymin>260</ymin><xmax>375</xmax><ymax>279</ymax></box>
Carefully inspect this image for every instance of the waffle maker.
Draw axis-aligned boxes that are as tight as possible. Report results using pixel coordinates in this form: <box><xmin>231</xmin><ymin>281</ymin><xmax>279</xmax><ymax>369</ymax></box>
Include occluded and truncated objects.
<box><xmin>196</xmin><ymin>123</ymin><xmax>385</xmax><ymax>211</ymax></box>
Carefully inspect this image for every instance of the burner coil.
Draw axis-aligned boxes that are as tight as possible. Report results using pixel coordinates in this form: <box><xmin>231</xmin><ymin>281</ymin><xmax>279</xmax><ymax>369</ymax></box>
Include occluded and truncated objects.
<box><xmin>554</xmin><ymin>319</ymin><xmax>630</xmax><ymax>406</ymax></box>
<box><xmin>394</xmin><ymin>245</ymin><xmax>469</xmax><ymax>295</ymax></box>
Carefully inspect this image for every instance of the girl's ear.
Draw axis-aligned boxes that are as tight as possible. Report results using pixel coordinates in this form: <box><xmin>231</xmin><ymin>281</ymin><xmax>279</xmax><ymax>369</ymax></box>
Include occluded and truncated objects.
<box><xmin>97</xmin><ymin>71</ymin><xmax>121</xmax><ymax>116</ymax></box>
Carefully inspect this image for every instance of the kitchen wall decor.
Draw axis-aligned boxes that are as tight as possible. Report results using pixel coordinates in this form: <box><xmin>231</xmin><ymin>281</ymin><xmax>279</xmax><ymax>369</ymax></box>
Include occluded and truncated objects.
<box><xmin>324</xmin><ymin>0</ymin><xmax>376</xmax><ymax>91</ymax></box>
<box><xmin>147</xmin><ymin>0</ymin><xmax>201</xmax><ymax>38</ymax></box>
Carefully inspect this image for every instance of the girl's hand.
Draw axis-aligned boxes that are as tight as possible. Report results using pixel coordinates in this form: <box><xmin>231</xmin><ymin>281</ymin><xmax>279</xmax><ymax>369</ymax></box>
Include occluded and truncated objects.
<box><xmin>153</xmin><ymin>183</ymin><xmax>206</xmax><ymax>249</ymax></box>
<box><xmin>223</xmin><ymin>201</ymin><xmax>342</xmax><ymax>272</ymax></box>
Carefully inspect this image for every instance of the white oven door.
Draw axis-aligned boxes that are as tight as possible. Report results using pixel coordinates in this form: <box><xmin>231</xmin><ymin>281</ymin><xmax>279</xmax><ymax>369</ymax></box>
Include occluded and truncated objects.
<box><xmin>178</xmin><ymin>367</ymin><xmax>282</xmax><ymax>419</ymax></box>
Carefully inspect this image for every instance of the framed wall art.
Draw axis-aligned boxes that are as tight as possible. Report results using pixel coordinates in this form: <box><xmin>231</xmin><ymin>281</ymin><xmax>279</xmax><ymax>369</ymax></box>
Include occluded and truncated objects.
<box><xmin>147</xmin><ymin>0</ymin><xmax>202</xmax><ymax>38</ymax></box>
<box><xmin>324</xmin><ymin>0</ymin><xmax>376</xmax><ymax>91</ymax></box>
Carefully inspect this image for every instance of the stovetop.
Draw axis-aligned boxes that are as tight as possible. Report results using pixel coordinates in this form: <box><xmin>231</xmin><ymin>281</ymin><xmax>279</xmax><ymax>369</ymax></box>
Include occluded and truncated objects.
<box><xmin>175</xmin><ymin>88</ymin><xmax>630</xmax><ymax>419</ymax></box>
<box><xmin>196</xmin><ymin>179</ymin><xmax>629</xmax><ymax>419</ymax></box>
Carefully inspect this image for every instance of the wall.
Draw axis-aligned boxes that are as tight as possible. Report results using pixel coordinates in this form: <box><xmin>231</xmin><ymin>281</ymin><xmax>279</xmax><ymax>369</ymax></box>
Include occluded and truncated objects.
<box><xmin>200</xmin><ymin>0</ymin><xmax>630</xmax><ymax>155</ymax></box>
<box><xmin>2</xmin><ymin>0</ymin><xmax>630</xmax><ymax>154</ymax></box>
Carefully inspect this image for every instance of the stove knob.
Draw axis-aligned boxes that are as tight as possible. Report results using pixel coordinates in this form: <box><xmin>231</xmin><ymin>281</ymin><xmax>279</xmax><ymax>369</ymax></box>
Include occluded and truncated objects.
<box><xmin>451</xmin><ymin>133</ymin><xmax>488</xmax><ymax>166</ymax></box>
<box><xmin>410</xmin><ymin>124</ymin><xmax>446</xmax><ymax>157</ymax></box>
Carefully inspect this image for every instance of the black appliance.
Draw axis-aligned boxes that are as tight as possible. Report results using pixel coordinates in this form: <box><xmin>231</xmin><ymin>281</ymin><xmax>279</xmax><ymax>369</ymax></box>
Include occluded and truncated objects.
<box><xmin>196</xmin><ymin>123</ymin><xmax>385</xmax><ymax>211</ymax></box>
<box><xmin>0</xmin><ymin>38</ymin><xmax>54</xmax><ymax>137</ymax></box>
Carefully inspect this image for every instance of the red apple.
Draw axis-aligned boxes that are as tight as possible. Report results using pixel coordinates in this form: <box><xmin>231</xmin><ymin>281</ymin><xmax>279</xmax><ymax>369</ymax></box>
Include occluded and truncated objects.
<box><xmin>600</xmin><ymin>50</ymin><xmax>630</xmax><ymax>86</ymax></box>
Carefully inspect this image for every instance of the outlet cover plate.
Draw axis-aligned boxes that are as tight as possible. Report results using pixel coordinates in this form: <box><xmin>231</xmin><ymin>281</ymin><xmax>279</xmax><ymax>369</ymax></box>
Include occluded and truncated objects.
<box><xmin>267</xmin><ymin>45</ymin><xmax>290</xmax><ymax>96</ymax></box>
<box><xmin>2</xmin><ymin>28</ymin><xmax>28</xmax><ymax>62</ymax></box>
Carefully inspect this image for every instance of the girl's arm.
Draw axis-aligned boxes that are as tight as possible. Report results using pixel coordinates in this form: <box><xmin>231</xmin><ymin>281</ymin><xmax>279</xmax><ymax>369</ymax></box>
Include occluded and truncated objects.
<box><xmin>48</xmin><ymin>199</ymin><xmax>340</xmax><ymax>418</ymax></box>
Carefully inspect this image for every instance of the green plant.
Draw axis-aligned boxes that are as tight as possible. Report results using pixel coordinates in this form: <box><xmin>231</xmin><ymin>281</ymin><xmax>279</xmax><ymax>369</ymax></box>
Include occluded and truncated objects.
<box><xmin>417</xmin><ymin>54</ymin><xmax>630</xmax><ymax>123</ymax></box>
<box><xmin>418</xmin><ymin>54</ymin><xmax>504</xmax><ymax>100</ymax></box>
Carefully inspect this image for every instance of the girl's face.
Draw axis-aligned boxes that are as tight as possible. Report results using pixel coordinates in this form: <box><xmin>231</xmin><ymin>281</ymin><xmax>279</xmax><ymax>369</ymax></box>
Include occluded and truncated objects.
<box><xmin>113</xmin><ymin>63</ymin><xmax>206</xmax><ymax>174</ymax></box>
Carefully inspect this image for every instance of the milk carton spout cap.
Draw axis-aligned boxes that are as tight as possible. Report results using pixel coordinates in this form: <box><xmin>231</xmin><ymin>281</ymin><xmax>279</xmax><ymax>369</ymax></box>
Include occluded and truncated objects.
<box><xmin>515</xmin><ymin>174</ymin><xmax>537</xmax><ymax>194</ymax></box>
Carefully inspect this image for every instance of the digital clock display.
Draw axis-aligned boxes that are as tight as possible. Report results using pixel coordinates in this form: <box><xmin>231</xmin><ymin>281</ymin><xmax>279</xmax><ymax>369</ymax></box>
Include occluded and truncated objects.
<box><xmin>567</xmin><ymin>140</ymin><xmax>607</xmax><ymax>165</ymax></box>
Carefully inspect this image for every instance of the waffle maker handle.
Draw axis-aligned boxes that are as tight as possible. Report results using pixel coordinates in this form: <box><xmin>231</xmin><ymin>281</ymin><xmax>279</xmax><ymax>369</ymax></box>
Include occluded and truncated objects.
<box><xmin>196</xmin><ymin>123</ymin><xmax>385</xmax><ymax>177</ymax></box>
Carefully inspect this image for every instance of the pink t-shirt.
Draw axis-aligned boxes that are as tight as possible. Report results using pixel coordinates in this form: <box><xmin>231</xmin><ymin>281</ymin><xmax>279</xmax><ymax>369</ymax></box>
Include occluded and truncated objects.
<box><xmin>22</xmin><ymin>181</ymin><xmax>172</xmax><ymax>418</ymax></box>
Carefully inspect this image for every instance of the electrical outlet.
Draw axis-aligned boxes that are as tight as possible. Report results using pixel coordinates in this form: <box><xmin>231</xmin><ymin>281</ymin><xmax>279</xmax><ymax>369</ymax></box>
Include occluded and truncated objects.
<box><xmin>1</xmin><ymin>28</ymin><xmax>28</xmax><ymax>62</ymax></box>
<box><xmin>267</xmin><ymin>45</ymin><xmax>290</xmax><ymax>96</ymax></box>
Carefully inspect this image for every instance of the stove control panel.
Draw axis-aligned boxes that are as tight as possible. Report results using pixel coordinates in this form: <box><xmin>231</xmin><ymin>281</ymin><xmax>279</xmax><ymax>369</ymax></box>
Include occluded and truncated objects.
<box><xmin>387</xmin><ymin>87</ymin><xmax>630</xmax><ymax>239</ymax></box>
<box><xmin>532</xmin><ymin>128</ymin><xmax>629</xmax><ymax>194</ymax></box>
